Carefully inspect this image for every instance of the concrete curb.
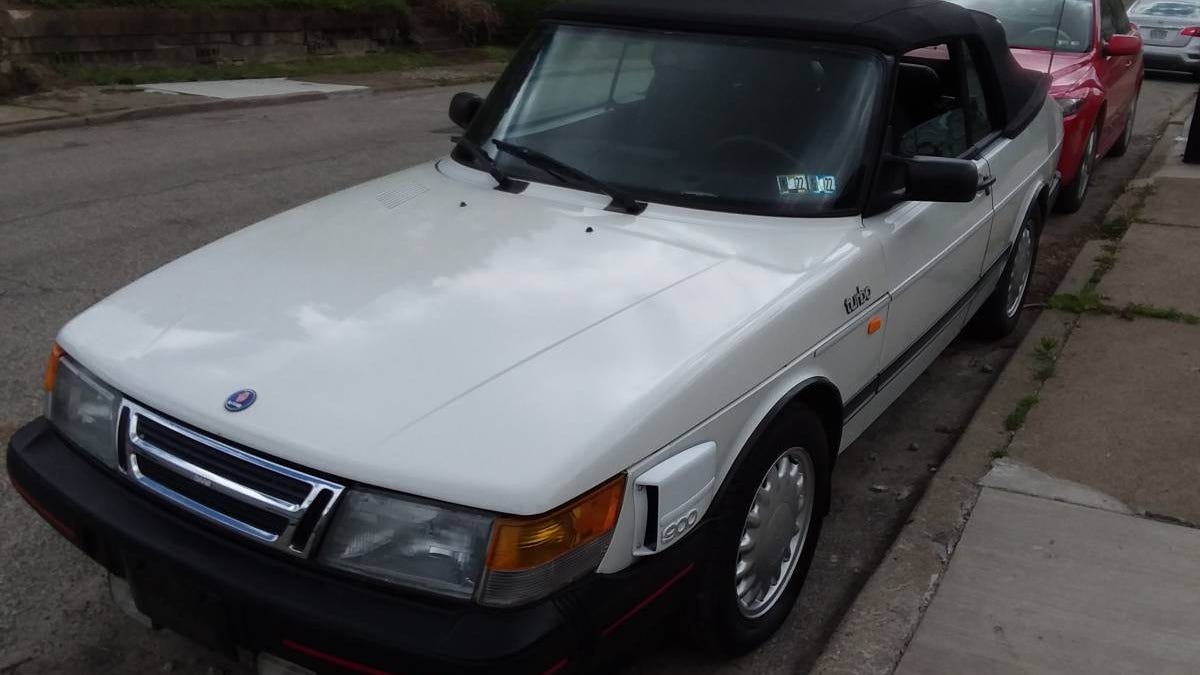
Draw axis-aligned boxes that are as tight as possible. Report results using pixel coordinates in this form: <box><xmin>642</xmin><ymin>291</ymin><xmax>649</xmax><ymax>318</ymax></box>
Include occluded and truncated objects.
<box><xmin>809</xmin><ymin>107</ymin><xmax>1189</xmax><ymax>675</ymax></box>
<box><xmin>0</xmin><ymin>91</ymin><xmax>330</xmax><ymax>138</ymax></box>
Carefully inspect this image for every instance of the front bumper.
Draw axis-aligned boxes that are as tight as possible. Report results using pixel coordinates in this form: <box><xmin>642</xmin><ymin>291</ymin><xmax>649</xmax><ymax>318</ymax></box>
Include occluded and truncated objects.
<box><xmin>7</xmin><ymin>418</ymin><xmax>702</xmax><ymax>675</ymax></box>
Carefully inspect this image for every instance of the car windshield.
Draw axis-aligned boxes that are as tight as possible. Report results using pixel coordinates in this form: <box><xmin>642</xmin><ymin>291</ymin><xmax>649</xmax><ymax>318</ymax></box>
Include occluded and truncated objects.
<box><xmin>459</xmin><ymin>25</ymin><xmax>885</xmax><ymax>217</ymax></box>
<box><xmin>1130</xmin><ymin>0</ymin><xmax>1200</xmax><ymax>17</ymax></box>
<box><xmin>952</xmin><ymin>0</ymin><xmax>1094</xmax><ymax>52</ymax></box>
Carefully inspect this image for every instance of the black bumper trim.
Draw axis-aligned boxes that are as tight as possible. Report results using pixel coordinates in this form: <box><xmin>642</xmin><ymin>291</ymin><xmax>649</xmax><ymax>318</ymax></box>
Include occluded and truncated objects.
<box><xmin>7</xmin><ymin>418</ymin><xmax>705</xmax><ymax>674</ymax></box>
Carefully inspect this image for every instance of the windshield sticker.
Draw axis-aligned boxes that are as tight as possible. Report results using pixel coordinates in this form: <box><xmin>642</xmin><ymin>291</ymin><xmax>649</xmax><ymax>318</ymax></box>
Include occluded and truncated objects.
<box><xmin>778</xmin><ymin>174</ymin><xmax>838</xmax><ymax>197</ymax></box>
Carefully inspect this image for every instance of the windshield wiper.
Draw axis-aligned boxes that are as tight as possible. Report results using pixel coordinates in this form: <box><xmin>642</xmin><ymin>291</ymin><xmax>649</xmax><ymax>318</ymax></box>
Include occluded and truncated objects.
<box><xmin>491</xmin><ymin>139</ymin><xmax>647</xmax><ymax>215</ymax></box>
<box><xmin>455</xmin><ymin>137</ymin><xmax>524</xmax><ymax>193</ymax></box>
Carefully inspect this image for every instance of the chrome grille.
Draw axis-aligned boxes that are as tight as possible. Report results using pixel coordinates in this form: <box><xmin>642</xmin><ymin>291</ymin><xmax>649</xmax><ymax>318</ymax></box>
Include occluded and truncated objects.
<box><xmin>121</xmin><ymin>402</ymin><xmax>345</xmax><ymax>557</ymax></box>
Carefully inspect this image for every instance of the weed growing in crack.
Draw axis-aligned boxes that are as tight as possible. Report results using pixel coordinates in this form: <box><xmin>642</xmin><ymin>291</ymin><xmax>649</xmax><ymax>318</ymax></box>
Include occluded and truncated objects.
<box><xmin>1089</xmin><ymin>244</ymin><xmax>1121</xmax><ymax>286</ymax></box>
<box><xmin>1120</xmin><ymin>304</ymin><xmax>1200</xmax><ymax>325</ymax></box>
<box><xmin>1033</xmin><ymin>336</ymin><xmax>1059</xmax><ymax>382</ymax></box>
<box><xmin>1005</xmin><ymin>394</ymin><xmax>1040</xmax><ymax>432</ymax></box>
<box><xmin>1050</xmin><ymin>292</ymin><xmax>1200</xmax><ymax>325</ymax></box>
<box><xmin>1100</xmin><ymin>214</ymin><xmax>1131</xmax><ymax>240</ymax></box>
<box><xmin>1048</xmin><ymin>289</ymin><xmax>1104</xmax><ymax>314</ymax></box>
<box><xmin>989</xmin><ymin>447</ymin><xmax>1010</xmax><ymax>460</ymax></box>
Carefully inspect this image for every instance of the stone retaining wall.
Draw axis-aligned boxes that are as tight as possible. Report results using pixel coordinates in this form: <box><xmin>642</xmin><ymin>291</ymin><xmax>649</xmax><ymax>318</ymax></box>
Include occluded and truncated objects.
<box><xmin>0</xmin><ymin>7</ymin><xmax>408</xmax><ymax>68</ymax></box>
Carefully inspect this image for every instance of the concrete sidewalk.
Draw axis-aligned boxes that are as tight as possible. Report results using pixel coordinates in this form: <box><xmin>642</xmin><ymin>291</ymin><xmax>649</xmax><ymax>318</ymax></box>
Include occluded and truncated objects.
<box><xmin>0</xmin><ymin>60</ymin><xmax>503</xmax><ymax>137</ymax></box>
<box><xmin>815</xmin><ymin>106</ymin><xmax>1200</xmax><ymax>674</ymax></box>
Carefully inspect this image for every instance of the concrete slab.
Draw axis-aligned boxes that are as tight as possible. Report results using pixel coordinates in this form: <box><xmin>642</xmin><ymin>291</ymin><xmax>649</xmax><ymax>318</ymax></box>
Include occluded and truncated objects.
<box><xmin>1009</xmin><ymin>315</ymin><xmax>1200</xmax><ymax>523</ymax></box>
<box><xmin>811</xmin><ymin>308</ymin><xmax>1081</xmax><ymax>675</ymax></box>
<box><xmin>0</xmin><ymin>104</ymin><xmax>66</xmax><ymax>124</ymax></box>
<box><xmin>1137</xmin><ymin>177</ymin><xmax>1200</xmax><ymax>227</ymax></box>
<box><xmin>896</xmin><ymin>488</ymin><xmax>1200</xmax><ymax>675</ymax></box>
<box><xmin>139</xmin><ymin>78</ymin><xmax>366</xmax><ymax>99</ymax></box>
<box><xmin>1095</xmin><ymin>222</ymin><xmax>1200</xmax><ymax>315</ymax></box>
<box><xmin>980</xmin><ymin>458</ymin><xmax>1133</xmax><ymax>514</ymax></box>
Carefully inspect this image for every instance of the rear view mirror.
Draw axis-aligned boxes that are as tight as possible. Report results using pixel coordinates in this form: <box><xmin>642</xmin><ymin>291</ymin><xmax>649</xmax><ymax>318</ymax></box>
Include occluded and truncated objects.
<box><xmin>870</xmin><ymin>155</ymin><xmax>981</xmax><ymax>213</ymax></box>
<box><xmin>449</xmin><ymin>92</ymin><xmax>483</xmax><ymax>129</ymax></box>
<box><xmin>1105</xmin><ymin>34</ymin><xmax>1142</xmax><ymax>57</ymax></box>
<box><xmin>901</xmin><ymin>156</ymin><xmax>981</xmax><ymax>203</ymax></box>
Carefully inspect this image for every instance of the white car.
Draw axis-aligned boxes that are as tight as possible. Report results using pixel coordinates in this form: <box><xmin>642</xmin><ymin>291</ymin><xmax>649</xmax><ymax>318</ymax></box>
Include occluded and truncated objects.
<box><xmin>8</xmin><ymin>1</ymin><xmax>1062</xmax><ymax>673</ymax></box>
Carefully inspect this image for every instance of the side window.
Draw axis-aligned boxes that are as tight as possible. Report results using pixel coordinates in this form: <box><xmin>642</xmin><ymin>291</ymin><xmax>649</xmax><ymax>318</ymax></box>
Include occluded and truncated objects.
<box><xmin>1108</xmin><ymin>0</ymin><xmax>1132</xmax><ymax>32</ymax></box>
<box><xmin>962</xmin><ymin>45</ymin><xmax>999</xmax><ymax>146</ymax></box>
<box><xmin>893</xmin><ymin>41</ymin><xmax>995</xmax><ymax>158</ymax></box>
<box><xmin>1101</xmin><ymin>0</ymin><xmax>1118</xmax><ymax>38</ymax></box>
<box><xmin>513</xmin><ymin>35</ymin><xmax>624</xmax><ymax>128</ymax></box>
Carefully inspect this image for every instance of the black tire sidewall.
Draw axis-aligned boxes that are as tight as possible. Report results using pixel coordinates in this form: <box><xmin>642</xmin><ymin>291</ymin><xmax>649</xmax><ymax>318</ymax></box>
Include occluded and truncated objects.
<box><xmin>1055</xmin><ymin>124</ymin><xmax>1097</xmax><ymax>214</ymax></box>
<box><xmin>972</xmin><ymin>205</ymin><xmax>1041</xmax><ymax>339</ymax></box>
<box><xmin>687</xmin><ymin>408</ymin><xmax>831</xmax><ymax>655</ymax></box>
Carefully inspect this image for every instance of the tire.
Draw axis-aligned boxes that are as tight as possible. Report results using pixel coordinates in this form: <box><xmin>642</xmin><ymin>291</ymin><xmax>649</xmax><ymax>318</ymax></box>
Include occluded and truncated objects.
<box><xmin>1054</xmin><ymin>123</ymin><xmax>1098</xmax><ymax>214</ymax></box>
<box><xmin>971</xmin><ymin>204</ymin><xmax>1041</xmax><ymax>339</ymax></box>
<box><xmin>685</xmin><ymin>407</ymin><xmax>831</xmax><ymax>656</ymax></box>
<box><xmin>1108</xmin><ymin>94</ymin><xmax>1138</xmax><ymax>158</ymax></box>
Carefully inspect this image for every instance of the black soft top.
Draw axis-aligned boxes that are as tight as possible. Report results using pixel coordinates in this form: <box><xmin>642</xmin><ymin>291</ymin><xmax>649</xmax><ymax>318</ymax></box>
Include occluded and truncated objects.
<box><xmin>544</xmin><ymin>0</ymin><xmax>1049</xmax><ymax>137</ymax></box>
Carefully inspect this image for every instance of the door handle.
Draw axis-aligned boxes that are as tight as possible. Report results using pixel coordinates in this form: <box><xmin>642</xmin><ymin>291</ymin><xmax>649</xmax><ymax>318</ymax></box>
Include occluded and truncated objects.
<box><xmin>977</xmin><ymin>176</ymin><xmax>997</xmax><ymax>195</ymax></box>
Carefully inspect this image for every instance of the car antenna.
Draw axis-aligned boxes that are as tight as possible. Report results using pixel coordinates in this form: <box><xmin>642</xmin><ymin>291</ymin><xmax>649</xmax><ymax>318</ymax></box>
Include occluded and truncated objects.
<box><xmin>1047</xmin><ymin>0</ymin><xmax>1067</xmax><ymax>77</ymax></box>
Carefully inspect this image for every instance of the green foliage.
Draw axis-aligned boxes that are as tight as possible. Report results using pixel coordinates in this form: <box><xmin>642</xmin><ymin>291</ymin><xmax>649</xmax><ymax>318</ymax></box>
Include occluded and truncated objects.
<box><xmin>56</xmin><ymin>51</ymin><xmax>435</xmax><ymax>86</ymax></box>
<box><xmin>1005</xmin><ymin>395</ymin><xmax>1040</xmax><ymax>432</ymax></box>
<box><xmin>1121</xmin><ymin>304</ymin><xmax>1200</xmax><ymax>325</ymax></box>
<box><xmin>26</xmin><ymin>0</ymin><xmax>406</xmax><ymax>9</ymax></box>
<box><xmin>1047</xmin><ymin>289</ymin><xmax>1104</xmax><ymax>314</ymax></box>
<box><xmin>493</xmin><ymin>0</ymin><xmax>557</xmax><ymax>43</ymax></box>
<box><xmin>1032</xmin><ymin>336</ymin><xmax>1059</xmax><ymax>382</ymax></box>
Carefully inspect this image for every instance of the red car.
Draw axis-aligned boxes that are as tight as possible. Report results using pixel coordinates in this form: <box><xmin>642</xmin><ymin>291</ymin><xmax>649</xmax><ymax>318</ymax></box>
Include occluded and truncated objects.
<box><xmin>956</xmin><ymin>0</ymin><xmax>1144</xmax><ymax>212</ymax></box>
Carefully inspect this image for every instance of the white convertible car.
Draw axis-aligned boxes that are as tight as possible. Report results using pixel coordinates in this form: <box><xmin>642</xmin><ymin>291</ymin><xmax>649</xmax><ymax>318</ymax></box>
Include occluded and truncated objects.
<box><xmin>8</xmin><ymin>0</ymin><xmax>1061</xmax><ymax>673</ymax></box>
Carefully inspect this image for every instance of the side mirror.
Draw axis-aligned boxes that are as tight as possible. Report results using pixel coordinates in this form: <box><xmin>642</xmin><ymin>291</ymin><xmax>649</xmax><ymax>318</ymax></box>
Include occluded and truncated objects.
<box><xmin>449</xmin><ymin>92</ymin><xmax>483</xmax><ymax>129</ymax></box>
<box><xmin>1104</xmin><ymin>33</ymin><xmax>1142</xmax><ymax>57</ymax></box>
<box><xmin>871</xmin><ymin>155</ymin><xmax>981</xmax><ymax>212</ymax></box>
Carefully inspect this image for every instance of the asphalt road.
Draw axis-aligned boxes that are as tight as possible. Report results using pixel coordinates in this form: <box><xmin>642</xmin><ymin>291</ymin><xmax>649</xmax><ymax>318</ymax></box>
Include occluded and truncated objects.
<box><xmin>1</xmin><ymin>77</ymin><xmax>1194</xmax><ymax>675</ymax></box>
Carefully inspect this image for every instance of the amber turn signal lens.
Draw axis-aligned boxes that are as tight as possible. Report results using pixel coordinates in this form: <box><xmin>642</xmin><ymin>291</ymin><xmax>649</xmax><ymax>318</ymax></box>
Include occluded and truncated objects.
<box><xmin>43</xmin><ymin>343</ymin><xmax>64</xmax><ymax>392</ymax></box>
<box><xmin>867</xmin><ymin>316</ymin><xmax>883</xmax><ymax>335</ymax></box>
<box><xmin>486</xmin><ymin>475</ymin><xmax>625</xmax><ymax>572</ymax></box>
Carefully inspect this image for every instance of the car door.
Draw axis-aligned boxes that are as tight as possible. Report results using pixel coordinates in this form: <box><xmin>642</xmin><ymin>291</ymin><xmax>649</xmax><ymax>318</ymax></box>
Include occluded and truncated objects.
<box><xmin>1099</xmin><ymin>0</ymin><xmax>1139</xmax><ymax>147</ymax></box>
<box><xmin>862</xmin><ymin>42</ymin><xmax>995</xmax><ymax>374</ymax></box>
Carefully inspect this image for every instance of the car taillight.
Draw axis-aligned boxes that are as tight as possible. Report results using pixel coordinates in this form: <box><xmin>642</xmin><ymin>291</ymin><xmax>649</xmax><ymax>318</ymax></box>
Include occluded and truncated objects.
<box><xmin>1180</xmin><ymin>27</ymin><xmax>1200</xmax><ymax>36</ymax></box>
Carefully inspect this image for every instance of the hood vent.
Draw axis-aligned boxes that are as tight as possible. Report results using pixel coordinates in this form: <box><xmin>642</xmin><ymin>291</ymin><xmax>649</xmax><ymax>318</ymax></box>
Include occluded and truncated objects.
<box><xmin>376</xmin><ymin>182</ymin><xmax>429</xmax><ymax>210</ymax></box>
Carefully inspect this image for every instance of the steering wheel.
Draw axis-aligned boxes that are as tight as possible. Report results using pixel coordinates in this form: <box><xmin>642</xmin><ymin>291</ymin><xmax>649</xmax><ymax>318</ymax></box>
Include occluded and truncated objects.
<box><xmin>707</xmin><ymin>135</ymin><xmax>800</xmax><ymax>165</ymax></box>
<box><xmin>1026</xmin><ymin>26</ymin><xmax>1072</xmax><ymax>46</ymax></box>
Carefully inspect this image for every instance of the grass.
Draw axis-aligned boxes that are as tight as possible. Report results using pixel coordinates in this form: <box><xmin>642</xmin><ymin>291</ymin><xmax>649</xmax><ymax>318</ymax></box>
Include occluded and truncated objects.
<box><xmin>1047</xmin><ymin>288</ymin><xmax>1104</xmax><ymax>314</ymax></box>
<box><xmin>1032</xmin><ymin>336</ymin><xmax>1059</xmax><ymax>382</ymax></box>
<box><xmin>479</xmin><ymin>45</ymin><xmax>517</xmax><ymax>63</ymax></box>
<box><xmin>55</xmin><ymin>51</ymin><xmax>438</xmax><ymax>86</ymax></box>
<box><xmin>1048</xmin><ymin>290</ymin><xmax>1200</xmax><ymax>326</ymax></box>
<box><xmin>1005</xmin><ymin>394</ymin><xmax>1040</xmax><ymax>432</ymax></box>
<box><xmin>990</xmin><ymin>447</ymin><xmax>1010</xmax><ymax>460</ymax></box>
<box><xmin>1099</xmin><ymin>184</ymin><xmax>1155</xmax><ymax>240</ymax></box>
<box><xmin>1121</xmin><ymin>303</ymin><xmax>1200</xmax><ymax>325</ymax></box>
<box><xmin>24</xmin><ymin>0</ymin><xmax>406</xmax><ymax>9</ymax></box>
<box><xmin>1089</xmin><ymin>243</ymin><xmax>1121</xmax><ymax>287</ymax></box>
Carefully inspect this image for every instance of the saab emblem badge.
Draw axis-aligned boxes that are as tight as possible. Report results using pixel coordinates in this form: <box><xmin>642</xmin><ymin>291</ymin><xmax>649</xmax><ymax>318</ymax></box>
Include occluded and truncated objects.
<box><xmin>225</xmin><ymin>389</ymin><xmax>257</xmax><ymax>412</ymax></box>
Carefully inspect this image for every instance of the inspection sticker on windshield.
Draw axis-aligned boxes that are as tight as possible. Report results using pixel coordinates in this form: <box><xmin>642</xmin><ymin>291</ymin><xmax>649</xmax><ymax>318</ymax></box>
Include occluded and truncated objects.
<box><xmin>778</xmin><ymin>174</ymin><xmax>837</xmax><ymax>196</ymax></box>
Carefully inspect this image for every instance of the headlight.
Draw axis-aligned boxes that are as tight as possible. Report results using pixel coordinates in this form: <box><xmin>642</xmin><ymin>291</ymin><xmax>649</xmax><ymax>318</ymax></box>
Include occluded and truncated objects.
<box><xmin>1057</xmin><ymin>97</ymin><xmax>1084</xmax><ymax>116</ymax></box>
<box><xmin>318</xmin><ymin>490</ymin><xmax>493</xmax><ymax>600</ymax></box>
<box><xmin>45</xmin><ymin>347</ymin><xmax>121</xmax><ymax>468</ymax></box>
<box><xmin>319</xmin><ymin>475</ymin><xmax>625</xmax><ymax>606</ymax></box>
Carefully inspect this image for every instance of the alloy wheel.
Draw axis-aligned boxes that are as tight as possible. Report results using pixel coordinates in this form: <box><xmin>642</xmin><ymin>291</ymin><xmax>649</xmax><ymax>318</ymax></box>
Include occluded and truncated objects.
<box><xmin>1005</xmin><ymin>222</ymin><xmax>1035</xmax><ymax>318</ymax></box>
<box><xmin>1075</xmin><ymin>127</ymin><xmax>1097</xmax><ymax>202</ymax></box>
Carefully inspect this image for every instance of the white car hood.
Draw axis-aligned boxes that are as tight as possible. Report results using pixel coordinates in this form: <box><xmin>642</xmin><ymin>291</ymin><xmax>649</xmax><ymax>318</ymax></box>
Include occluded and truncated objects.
<box><xmin>61</xmin><ymin>161</ymin><xmax>861</xmax><ymax>514</ymax></box>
